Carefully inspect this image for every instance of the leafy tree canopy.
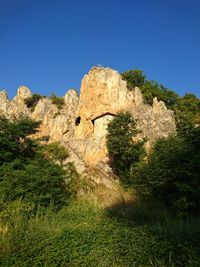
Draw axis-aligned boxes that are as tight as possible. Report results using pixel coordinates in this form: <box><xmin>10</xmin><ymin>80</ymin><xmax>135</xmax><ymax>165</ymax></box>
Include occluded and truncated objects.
<box><xmin>106</xmin><ymin>111</ymin><xmax>145</xmax><ymax>186</ymax></box>
<box><xmin>131</xmin><ymin>118</ymin><xmax>200</xmax><ymax>216</ymax></box>
<box><xmin>121</xmin><ymin>69</ymin><xmax>200</xmax><ymax>123</ymax></box>
<box><xmin>0</xmin><ymin>116</ymin><xmax>75</xmax><ymax>211</ymax></box>
<box><xmin>121</xmin><ymin>69</ymin><xmax>145</xmax><ymax>88</ymax></box>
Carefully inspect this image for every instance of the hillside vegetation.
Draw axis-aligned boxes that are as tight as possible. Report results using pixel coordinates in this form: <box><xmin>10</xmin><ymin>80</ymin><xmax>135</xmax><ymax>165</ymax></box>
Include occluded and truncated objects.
<box><xmin>121</xmin><ymin>69</ymin><xmax>200</xmax><ymax>124</ymax></box>
<box><xmin>1</xmin><ymin>70</ymin><xmax>200</xmax><ymax>266</ymax></box>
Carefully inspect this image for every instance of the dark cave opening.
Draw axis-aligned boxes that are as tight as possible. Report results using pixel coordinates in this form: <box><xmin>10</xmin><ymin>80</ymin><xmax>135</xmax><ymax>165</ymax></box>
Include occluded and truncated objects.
<box><xmin>75</xmin><ymin>116</ymin><xmax>81</xmax><ymax>126</ymax></box>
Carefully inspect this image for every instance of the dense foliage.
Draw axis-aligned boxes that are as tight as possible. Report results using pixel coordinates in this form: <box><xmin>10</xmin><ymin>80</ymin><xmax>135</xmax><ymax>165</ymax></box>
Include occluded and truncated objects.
<box><xmin>44</xmin><ymin>141</ymin><xmax>69</xmax><ymax>165</ymax></box>
<box><xmin>106</xmin><ymin>110</ymin><xmax>200</xmax><ymax>216</ymax></box>
<box><xmin>140</xmin><ymin>116</ymin><xmax>199</xmax><ymax>215</ymax></box>
<box><xmin>131</xmin><ymin>123</ymin><xmax>200</xmax><ymax>216</ymax></box>
<box><xmin>0</xmin><ymin>116</ymin><xmax>71</xmax><ymax>210</ymax></box>
<box><xmin>24</xmin><ymin>93</ymin><xmax>44</xmax><ymax>112</ymax></box>
<box><xmin>1</xmin><ymin>69</ymin><xmax>200</xmax><ymax>265</ymax></box>
<box><xmin>106</xmin><ymin>112</ymin><xmax>145</xmax><ymax>186</ymax></box>
<box><xmin>121</xmin><ymin>69</ymin><xmax>200</xmax><ymax>118</ymax></box>
<box><xmin>176</xmin><ymin>93</ymin><xmax>200</xmax><ymax>124</ymax></box>
<box><xmin>50</xmin><ymin>93</ymin><xmax>65</xmax><ymax>110</ymax></box>
<box><xmin>121</xmin><ymin>69</ymin><xmax>145</xmax><ymax>88</ymax></box>
<box><xmin>121</xmin><ymin>69</ymin><xmax>179</xmax><ymax>109</ymax></box>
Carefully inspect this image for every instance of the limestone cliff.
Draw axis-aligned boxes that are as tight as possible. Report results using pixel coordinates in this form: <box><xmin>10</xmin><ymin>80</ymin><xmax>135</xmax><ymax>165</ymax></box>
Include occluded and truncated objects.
<box><xmin>72</xmin><ymin>67</ymin><xmax>176</xmax><ymax>167</ymax></box>
<box><xmin>0</xmin><ymin>67</ymin><xmax>176</xmax><ymax>173</ymax></box>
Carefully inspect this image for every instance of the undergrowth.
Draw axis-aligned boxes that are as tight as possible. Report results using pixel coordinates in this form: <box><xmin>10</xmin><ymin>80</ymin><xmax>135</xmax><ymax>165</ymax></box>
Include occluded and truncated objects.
<box><xmin>1</xmin><ymin>199</ymin><xmax>200</xmax><ymax>267</ymax></box>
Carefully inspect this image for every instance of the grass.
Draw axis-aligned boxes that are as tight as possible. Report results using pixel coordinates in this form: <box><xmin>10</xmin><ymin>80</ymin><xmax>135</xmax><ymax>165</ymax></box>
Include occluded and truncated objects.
<box><xmin>1</xmin><ymin>198</ymin><xmax>200</xmax><ymax>266</ymax></box>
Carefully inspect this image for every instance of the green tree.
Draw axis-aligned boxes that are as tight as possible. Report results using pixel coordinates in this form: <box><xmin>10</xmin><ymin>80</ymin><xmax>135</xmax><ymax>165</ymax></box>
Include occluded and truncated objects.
<box><xmin>0</xmin><ymin>116</ymin><xmax>73</xmax><ymax>210</ymax></box>
<box><xmin>106</xmin><ymin>112</ymin><xmax>145</xmax><ymax>186</ymax></box>
<box><xmin>139</xmin><ymin>80</ymin><xmax>180</xmax><ymax>109</ymax></box>
<box><xmin>121</xmin><ymin>69</ymin><xmax>180</xmax><ymax>109</ymax></box>
<box><xmin>121</xmin><ymin>69</ymin><xmax>145</xmax><ymax>89</ymax></box>
<box><xmin>0</xmin><ymin>116</ymin><xmax>41</xmax><ymax>164</ymax></box>
<box><xmin>0</xmin><ymin>157</ymin><xmax>67</xmax><ymax>210</ymax></box>
<box><xmin>176</xmin><ymin>93</ymin><xmax>200</xmax><ymax>124</ymax></box>
<box><xmin>132</xmin><ymin>119</ymin><xmax>200</xmax><ymax>216</ymax></box>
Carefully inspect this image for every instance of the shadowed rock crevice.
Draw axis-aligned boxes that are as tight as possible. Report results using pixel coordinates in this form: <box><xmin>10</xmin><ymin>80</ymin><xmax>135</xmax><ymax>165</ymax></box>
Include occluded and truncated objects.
<box><xmin>92</xmin><ymin>112</ymin><xmax>116</xmax><ymax>122</ymax></box>
<box><xmin>75</xmin><ymin>116</ymin><xmax>81</xmax><ymax>126</ymax></box>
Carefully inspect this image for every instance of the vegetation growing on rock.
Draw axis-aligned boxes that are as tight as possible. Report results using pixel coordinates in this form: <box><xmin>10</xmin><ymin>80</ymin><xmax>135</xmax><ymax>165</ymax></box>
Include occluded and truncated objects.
<box><xmin>49</xmin><ymin>93</ymin><xmax>65</xmax><ymax>110</ymax></box>
<box><xmin>121</xmin><ymin>69</ymin><xmax>145</xmax><ymax>88</ymax></box>
<box><xmin>1</xmin><ymin>67</ymin><xmax>200</xmax><ymax>266</ymax></box>
<box><xmin>106</xmin><ymin>110</ymin><xmax>200</xmax><ymax>217</ymax></box>
<box><xmin>122</xmin><ymin>69</ymin><xmax>200</xmax><ymax>122</ymax></box>
<box><xmin>24</xmin><ymin>93</ymin><xmax>45</xmax><ymax>112</ymax></box>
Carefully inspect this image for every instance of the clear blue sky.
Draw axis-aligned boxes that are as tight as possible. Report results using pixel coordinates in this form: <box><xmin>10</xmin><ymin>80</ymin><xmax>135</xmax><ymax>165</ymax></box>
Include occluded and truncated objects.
<box><xmin>0</xmin><ymin>0</ymin><xmax>200</xmax><ymax>98</ymax></box>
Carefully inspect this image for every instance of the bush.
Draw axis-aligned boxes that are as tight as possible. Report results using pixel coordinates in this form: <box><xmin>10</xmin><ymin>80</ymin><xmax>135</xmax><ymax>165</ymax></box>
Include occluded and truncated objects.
<box><xmin>24</xmin><ymin>94</ymin><xmax>44</xmax><ymax>112</ymax></box>
<box><xmin>121</xmin><ymin>69</ymin><xmax>180</xmax><ymax>109</ymax></box>
<box><xmin>131</xmin><ymin>119</ymin><xmax>200</xmax><ymax>216</ymax></box>
<box><xmin>0</xmin><ymin>116</ymin><xmax>41</xmax><ymax>164</ymax></box>
<box><xmin>176</xmin><ymin>93</ymin><xmax>200</xmax><ymax>124</ymax></box>
<box><xmin>0</xmin><ymin>116</ymin><xmax>73</xmax><ymax>211</ymax></box>
<box><xmin>121</xmin><ymin>69</ymin><xmax>145</xmax><ymax>88</ymax></box>
<box><xmin>44</xmin><ymin>141</ymin><xmax>69</xmax><ymax>165</ymax></box>
<box><xmin>106</xmin><ymin>111</ymin><xmax>145</xmax><ymax>186</ymax></box>
<box><xmin>0</xmin><ymin>158</ymin><xmax>67</xmax><ymax>210</ymax></box>
<box><xmin>49</xmin><ymin>93</ymin><xmax>65</xmax><ymax>110</ymax></box>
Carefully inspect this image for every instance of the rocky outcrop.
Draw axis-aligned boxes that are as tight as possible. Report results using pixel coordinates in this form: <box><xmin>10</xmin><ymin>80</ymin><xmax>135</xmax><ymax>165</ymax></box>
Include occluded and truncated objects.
<box><xmin>31</xmin><ymin>89</ymin><xmax>79</xmax><ymax>141</ymax></box>
<box><xmin>0</xmin><ymin>67</ymin><xmax>176</xmax><ymax>174</ymax></box>
<box><xmin>0</xmin><ymin>86</ymin><xmax>31</xmax><ymax>118</ymax></box>
<box><xmin>73</xmin><ymin>67</ymin><xmax>176</xmax><ymax>166</ymax></box>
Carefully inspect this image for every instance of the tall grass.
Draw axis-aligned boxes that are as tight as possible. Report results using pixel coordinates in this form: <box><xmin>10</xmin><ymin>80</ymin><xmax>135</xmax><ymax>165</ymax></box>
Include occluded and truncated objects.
<box><xmin>1</xmin><ymin>199</ymin><xmax>200</xmax><ymax>266</ymax></box>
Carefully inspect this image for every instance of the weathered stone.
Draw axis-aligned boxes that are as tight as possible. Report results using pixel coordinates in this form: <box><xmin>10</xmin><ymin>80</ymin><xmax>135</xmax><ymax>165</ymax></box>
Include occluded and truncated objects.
<box><xmin>0</xmin><ymin>86</ymin><xmax>31</xmax><ymax>118</ymax></box>
<box><xmin>0</xmin><ymin>67</ymin><xmax>176</xmax><ymax>175</ymax></box>
<box><xmin>0</xmin><ymin>90</ymin><xmax>9</xmax><ymax>114</ymax></box>
<box><xmin>73</xmin><ymin>67</ymin><xmax>176</xmax><ymax>166</ymax></box>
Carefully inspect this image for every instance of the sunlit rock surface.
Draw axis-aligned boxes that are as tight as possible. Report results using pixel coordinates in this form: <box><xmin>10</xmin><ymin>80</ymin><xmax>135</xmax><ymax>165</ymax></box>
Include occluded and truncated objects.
<box><xmin>0</xmin><ymin>67</ymin><xmax>176</xmax><ymax>173</ymax></box>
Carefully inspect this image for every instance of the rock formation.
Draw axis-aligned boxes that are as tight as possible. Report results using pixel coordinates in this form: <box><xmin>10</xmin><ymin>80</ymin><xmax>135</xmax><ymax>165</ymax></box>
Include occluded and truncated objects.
<box><xmin>72</xmin><ymin>67</ymin><xmax>176</xmax><ymax>167</ymax></box>
<box><xmin>0</xmin><ymin>67</ymin><xmax>176</xmax><ymax>174</ymax></box>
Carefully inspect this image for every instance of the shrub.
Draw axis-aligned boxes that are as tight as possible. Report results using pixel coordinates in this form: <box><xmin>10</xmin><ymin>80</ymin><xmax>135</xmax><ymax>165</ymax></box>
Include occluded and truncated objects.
<box><xmin>121</xmin><ymin>69</ymin><xmax>180</xmax><ymax>109</ymax></box>
<box><xmin>24</xmin><ymin>94</ymin><xmax>44</xmax><ymax>112</ymax></box>
<box><xmin>121</xmin><ymin>69</ymin><xmax>145</xmax><ymax>88</ymax></box>
<box><xmin>0</xmin><ymin>116</ymin><xmax>41</xmax><ymax>164</ymax></box>
<box><xmin>106</xmin><ymin>111</ymin><xmax>145</xmax><ymax>186</ymax></box>
<box><xmin>0</xmin><ymin>116</ymin><xmax>72</xmax><ymax>211</ymax></box>
<box><xmin>131</xmin><ymin>119</ymin><xmax>200</xmax><ymax>216</ymax></box>
<box><xmin>49</xmin><ymin>93</ymin><xmax>64</xmax><ymax>110</ymax></box>
<box><xmin>44</xmin><ymin>141</ymin><xmax>69</xmax><ymax>165</ymax></box>
<box><xmin>0</xmin><ymin>157</ymin><xmax>67</xmax><ymax>210</ymax></box>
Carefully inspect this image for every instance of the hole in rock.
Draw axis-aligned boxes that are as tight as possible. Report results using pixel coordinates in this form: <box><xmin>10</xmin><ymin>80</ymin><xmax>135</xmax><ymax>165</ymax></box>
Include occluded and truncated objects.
<box><xmin>75</xmin><ymin>116</ymin><xmax>81</xmax><ymax>126</ymax></box>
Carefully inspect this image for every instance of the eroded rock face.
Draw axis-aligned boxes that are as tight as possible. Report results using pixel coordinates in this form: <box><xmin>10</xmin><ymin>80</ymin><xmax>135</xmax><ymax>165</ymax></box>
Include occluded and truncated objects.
<box><xmin>31</xmin><ymin>89</ymin><xmax>79</xmax><ymax>141</ymax></box>
<box><xmin>0</xmin><ymin>67</ymin><xmax>176</xmax><ymax>172</ymax></box>
<box><xmin>73</xmin><ymin>67</ymin><xmax>176</xmax><ymax>166</ymax></box>
<box><xmin>0</xmin><ymin>86</ymin><xmax>79</xmax><ymax>141</ymax></box>
<box><xmin>0</xmin><ymin>86</ymin><xmax>31</xmax><ymax>118</ymax></box>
